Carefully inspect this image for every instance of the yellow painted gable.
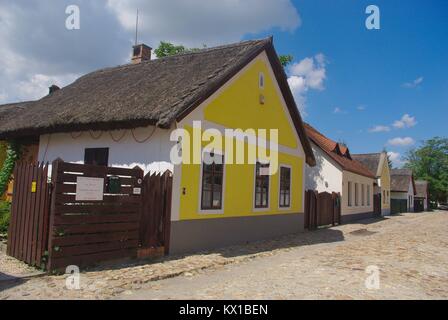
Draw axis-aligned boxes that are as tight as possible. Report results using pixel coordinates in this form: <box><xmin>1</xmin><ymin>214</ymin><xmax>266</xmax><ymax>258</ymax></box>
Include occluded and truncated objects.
<box><xmin>203</xmin><ymin>56</ymin><xmax>298</xmax><ymax>149</ymax></box>
<box><xmin>380</xmin><ymin>157</ymin><xmax>391</xmax><ymax>209</ymax></box>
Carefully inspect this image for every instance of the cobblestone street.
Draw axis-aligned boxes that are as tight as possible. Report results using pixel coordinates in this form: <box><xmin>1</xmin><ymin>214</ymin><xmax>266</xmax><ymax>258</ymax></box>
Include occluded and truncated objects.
<box><xmin>1</xmin><ymin>211</ymin><xmax>448</xmax><ymax>300</ymax></box>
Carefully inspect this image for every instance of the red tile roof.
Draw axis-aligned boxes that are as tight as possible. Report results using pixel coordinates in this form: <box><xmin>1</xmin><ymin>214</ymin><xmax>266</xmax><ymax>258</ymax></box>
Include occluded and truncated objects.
<box><xmin>304</xmin><ymin>123</ymin><xmax>376</xmax><ymax>179</ymax></box>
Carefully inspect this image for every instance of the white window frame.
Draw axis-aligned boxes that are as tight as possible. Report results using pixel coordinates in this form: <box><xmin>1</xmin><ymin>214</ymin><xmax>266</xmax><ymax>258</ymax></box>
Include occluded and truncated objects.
<box><xmin>253</xmin><ymin>160</ymin><xmax>271</xmax><ymax>212</ymax></box>
<box><xmin>278</xmin><ymin>164</ymin><xmax>292</xmax><ymax>210</ymax></box>
<box><xmin>198</xmin><ymin>149</ymin><xmax>226</xmax><ymax>215</ymax></box>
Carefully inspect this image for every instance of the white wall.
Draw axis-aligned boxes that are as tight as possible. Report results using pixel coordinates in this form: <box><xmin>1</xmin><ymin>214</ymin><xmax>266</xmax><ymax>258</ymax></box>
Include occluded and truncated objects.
<box><xmin>38</xmin><ymin>126</ymin><xmax>175</xmax><ymax>175</ymax></box>
<box><xmin>341</xmin><ymin>170</ymin><xmax>374</xmax><ymax>216</ymax></box>
<box><xmin>305</xmin><ymin>143</ymin><xmax>343</xmax><ymax>193</ymax></box>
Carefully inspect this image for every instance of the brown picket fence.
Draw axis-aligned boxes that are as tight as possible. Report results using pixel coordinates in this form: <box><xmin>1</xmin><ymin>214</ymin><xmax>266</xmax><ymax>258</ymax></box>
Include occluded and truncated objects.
<box><xmin>7</xmin><ymin>162</ymin><xmax>51</xmax><ymax>268</ymax></box>
<box><xmin>305</xmin><ymin>190</ymin><xmax>341</xmax><ymax>230</ymax></box>
<box><xmin>7</xmin><ymin>159</ymin><xmax>173</xmax><ymax>272</ymax></box>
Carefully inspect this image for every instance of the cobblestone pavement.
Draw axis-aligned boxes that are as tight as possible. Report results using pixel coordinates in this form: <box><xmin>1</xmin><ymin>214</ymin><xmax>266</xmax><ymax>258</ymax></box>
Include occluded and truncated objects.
<box><xmin>1</xmin><ymin>211</ymin><xmax>447</xmax><ymax>299</ymax></box>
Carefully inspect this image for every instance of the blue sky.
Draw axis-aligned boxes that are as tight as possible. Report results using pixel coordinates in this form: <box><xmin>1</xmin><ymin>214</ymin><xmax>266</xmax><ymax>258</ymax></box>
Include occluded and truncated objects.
<box><xmin>0</xmin><ymin>0</ymin><xmax>446</xmax><ymax>167</ymax></box>
<box><xmin>255</xmin><ymin>0</ymin><xmax>448</xmax><ymax>166</ymax></box>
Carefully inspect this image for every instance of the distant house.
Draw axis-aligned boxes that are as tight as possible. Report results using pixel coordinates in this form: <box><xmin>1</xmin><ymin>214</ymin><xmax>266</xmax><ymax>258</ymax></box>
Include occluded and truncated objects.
<box><xmin>0</xmin><ymin>37</ymin><xmax>316</xmax><ymax>254</ymax></box>
<box><xmin>414</xmin><ymin>180</ymin><xmax>429</xmax><ymax>212</ymax></box>
<box><xmin>304</xmin><ymin>124</ymin><xmax>376</xmax><ymax>222</ymax></box>
<box><xmin>352</xmin><ymin>152</ymin><xmax>391</xmax><ymax>216</ymax></box>
<box><xmin>390</xmin><ymin>169</ymin><xmax>416</xmax><ymax>214</ymax></box>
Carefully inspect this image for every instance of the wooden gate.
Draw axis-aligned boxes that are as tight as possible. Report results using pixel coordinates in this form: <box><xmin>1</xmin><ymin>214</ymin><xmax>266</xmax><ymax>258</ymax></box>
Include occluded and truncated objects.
<box><xmin>373</xmin><ymin>194</ymin><xmax>382</xmax><ymax>216</ymax></box>
<box><xmin>139</xmin><ymin>171</ymin><xmax>173</xmax><ymax>256</ymax></box>
<box><xmin>391</xmin><ymin>199</ymin><xmax>407</xmax><ymax>214</ymax></box>
<box><xmin>7</xmin><ymin>162</ymin><xmax>51</xmax><ymax>268</ymax></box>
<box><xmin>305</xmin><ymin>190</ymin><xmax>341</xmax><ymax>230</ymax></box>
<box><xmin>46</xmin><ymin>160</ymin><xmax>144</xmax><ymax>271</ymax></box>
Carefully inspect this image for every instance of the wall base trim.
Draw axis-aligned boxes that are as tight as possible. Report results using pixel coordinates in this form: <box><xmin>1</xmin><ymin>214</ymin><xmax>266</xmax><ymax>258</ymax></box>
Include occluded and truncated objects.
<box><xmin>169</xmin><ymin>213</ymin><xmax>304</xmax><ymax>254</ymax></box>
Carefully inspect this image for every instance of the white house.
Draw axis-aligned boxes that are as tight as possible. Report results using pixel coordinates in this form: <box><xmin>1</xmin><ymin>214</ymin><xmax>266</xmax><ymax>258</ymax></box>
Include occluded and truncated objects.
<box><xmin>304</xmin><ymin>124</ymin><xmax>376</xmax><ymax>222</ymax></box>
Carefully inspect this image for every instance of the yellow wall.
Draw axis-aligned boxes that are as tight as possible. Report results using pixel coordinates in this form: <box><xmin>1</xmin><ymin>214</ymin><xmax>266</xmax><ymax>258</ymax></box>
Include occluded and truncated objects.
<box><xmin>380</xmin><ymin>159</ymin><xmax>391</xmax><ymax>209</ymax></box>
<box><xmin>177</xmin><ymin>54</ymin><xmax>305</xmax><ymax>221</ymax></box>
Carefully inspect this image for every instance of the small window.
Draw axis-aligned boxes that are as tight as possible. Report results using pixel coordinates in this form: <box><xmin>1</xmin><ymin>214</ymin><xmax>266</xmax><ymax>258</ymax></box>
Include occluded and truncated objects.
<box><xmin>367</xmin><ymin>185</ymin><xmax>371</xmax><ymax>206</ymax></box>
<box><xmin>279</xmin><ymin>167</ymin><xmax>291</xmax><ymax>208</ymax></box>
<box><xmin>362</xmin><ymin>184</ymin><xmax>365</xmax><ymax>206</ymax></box>
<box><xmin>348</xmin><ymin>182</ymin><xmax>352</xmax><ymax>207</ymax></box>
<box><xmin>355</xmin><ymin>183</ymin><xmax>359</xmax><ymax>206</ymax></box>
<box><xmin>201</xmin><ymin>153</ymin><xmax>224</xmax><ymax>210</ymax></box>
<box><xmin>259</xmin><ymin>73</ymin><xmax>265</xmax><ymax>89</ymax></box>
<box><xmin>255</xmin><ymin>162</ymin><xmax>270</xmax><ymax>208</ymax></box>
<box><xmin>84</xmin><ymin>148</ymin><xmax>109</xmax><ymax>166</ymax></box>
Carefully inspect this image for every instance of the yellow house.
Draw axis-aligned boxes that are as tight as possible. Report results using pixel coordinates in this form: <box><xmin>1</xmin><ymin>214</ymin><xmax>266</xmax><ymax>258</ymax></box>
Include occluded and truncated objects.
<box><xmin>0</xmin><ymin>37</ymin><xmax>315</xmax><ymax>254</ymax></box>
<box><xmin>352</xmin><ymin>152</ymin><xmax>391</xmax><ymax>216</ymax></box>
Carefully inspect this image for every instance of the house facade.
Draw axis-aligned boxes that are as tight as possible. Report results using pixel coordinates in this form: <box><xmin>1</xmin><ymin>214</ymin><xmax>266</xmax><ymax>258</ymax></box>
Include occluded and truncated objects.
<box><xmin>352</xmin><ymin>152</ymin><xmax>391</xmax><ymax>216</ymax></box>
<box><xmin>390</xmin><ymin>169</ymin><xmax>416</xmax><ymax>214</ymax></box>
<box><xmin>414</xmin><ymin>180</ymin><xmax>429</xmax><ymax>212</ymax></box>
<box><xmin>304</xmin><ymin>124</ymin><xmax>376</xmax><ymax>222</ymax></box>
<box><xmin>0</xmin><ymin>38</ymin><xmax>315</xmax><ymax>254</ymax></box>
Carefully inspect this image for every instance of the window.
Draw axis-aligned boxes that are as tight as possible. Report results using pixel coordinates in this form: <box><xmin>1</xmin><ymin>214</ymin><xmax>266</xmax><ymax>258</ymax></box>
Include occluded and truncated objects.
<box><xmin>383</xmin><ymin>190</ymin><xmax>386</xmax><ymax>204</ymax></box>
<box><xmin>259</xmin><ymin>72</ymin><xmax>265</xmax><ymax>89</ymax></box>
<box><xmin>355</xmin><ymin>183</ymin><xmax>359</xmax><ymax>206</ymax></box>
<box><xmin>348</xmin><ymin>182</ymin><xmax>352</xmax><ymax>207</ymax></box>
<box><xmin>362</xmin><ymin>184</ymin><xmax>365</xmax><ymax>206</ymax></box>
<box><xmin>255</xmin><ymin>162</ymin><xmax>270</xmax><ymax>208</ymax></box>
<box><xmin>201</xmin><ymin>153</ymin><xmax>224</xmax><ymax>210</ymax></box>
<box><xmin>84</xmin><ymin>148</ymin><xmax>109</xmax><ymax>166</ymax></box>
<box><xmin>367</xmin><ymin>185</ymin><xmax>371</xmax><ymax>206</ymax></box>
<box><xmin>279</xmin><ymin>167</ymin><xmax>291</xmax><ymax>208</ymax></box>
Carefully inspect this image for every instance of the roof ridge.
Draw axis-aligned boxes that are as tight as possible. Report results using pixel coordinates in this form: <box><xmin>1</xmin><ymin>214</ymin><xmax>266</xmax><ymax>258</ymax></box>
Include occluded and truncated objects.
<box><xmin>76</xmin><ymin>37</ymin><xmax>271</xmax><ymax>79</ymax></box>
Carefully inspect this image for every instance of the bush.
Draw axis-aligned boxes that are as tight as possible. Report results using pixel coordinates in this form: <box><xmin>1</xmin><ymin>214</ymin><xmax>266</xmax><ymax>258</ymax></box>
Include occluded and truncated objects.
<box><xmin>0</xmin><ymin>200</ymin><xmax>11</xmax><ymax>234</ymax></box>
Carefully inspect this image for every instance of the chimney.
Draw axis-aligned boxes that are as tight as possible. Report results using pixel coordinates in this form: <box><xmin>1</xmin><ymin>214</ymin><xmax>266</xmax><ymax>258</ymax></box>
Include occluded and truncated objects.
<box><xmin>131</xmin><ymin>44</ymin><xmax>152</xmax><ymax>64</ymax></box>
<box><xmin>49</xmin><ymin>84</ymin><xmax>60</xmax><ymax>95</ymax></box>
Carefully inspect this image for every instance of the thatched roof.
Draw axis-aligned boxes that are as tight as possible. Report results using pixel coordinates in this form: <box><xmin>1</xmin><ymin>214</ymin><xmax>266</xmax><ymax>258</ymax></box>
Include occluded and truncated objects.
<box><xmin>304</xmin><ymin>123</ymin><xmax>375</xmax><ymax>178</ymax></box>
<box><xmin>0</xmin><ymin>37</ymin><xmax>315</xmax><ymax>166</ymax></box>
<box><xmin>352</xmin><ymin>152</ymin><xmax>387</xmax><ymax>177</ymax></box>
<box><xmin>391</xmin><ymin>169</ymin><xmax>416</xmax><ymax>193</ymax></box>
<box><xmin>415</xmin><ymin>180</ymin><xmax>429</xmax><ymax>198</ymax></box>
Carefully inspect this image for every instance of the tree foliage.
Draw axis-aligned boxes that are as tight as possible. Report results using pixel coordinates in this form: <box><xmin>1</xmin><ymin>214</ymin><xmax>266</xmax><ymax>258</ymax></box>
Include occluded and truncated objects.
<box><xmin>279</xmin><ymin>54</ymin><xmax>294</xmax><ymax>67</ymax></box>
<box><xmin>404</xmin><ymin>137</ymin><xmax>448</xmax><ymax>203</ymax></box>
<box><xmin>0</xmin><ymin>141</ymin><xmax>21</xmax><ymax>196</ymax></box>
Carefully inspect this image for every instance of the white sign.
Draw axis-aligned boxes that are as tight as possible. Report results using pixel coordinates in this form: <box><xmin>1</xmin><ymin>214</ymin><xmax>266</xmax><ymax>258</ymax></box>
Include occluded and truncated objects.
<box><xmin>133</xmin><ymin>187</ymin><xmax>141</xmax><ymax>195</ymax></box>
<box><xmin>76</xmin><ymin>177</ymin><xmax>104</xmax><ymax>201</ymax></box>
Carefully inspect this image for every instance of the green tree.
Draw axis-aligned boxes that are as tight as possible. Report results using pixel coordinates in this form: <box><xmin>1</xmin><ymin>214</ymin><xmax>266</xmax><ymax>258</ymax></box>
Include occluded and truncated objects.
<box><xmin>279</xmin><ymin>54</ymin><xmax>294</xmax><ymax>67</ymax></box>
<box><xmin>404</xmin><ymin>137</ymin><xmax>448</xmax><ymax>203</ymax></box>
<box><xmin>154</xmin><ymin>41</ymin><xmax>187</xmax><ymax>58</ymax></box>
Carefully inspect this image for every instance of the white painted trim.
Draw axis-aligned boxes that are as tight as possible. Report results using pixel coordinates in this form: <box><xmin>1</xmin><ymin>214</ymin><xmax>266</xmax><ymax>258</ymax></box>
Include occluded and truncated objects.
<box><xmin>197</xmin><ymin>148</ymin><xmax>226</xmax><ymax>215</ymax></box>
<box><xmin>252</xmin><ymin>160</ymin><xmax>271</xmax><ymax>213</ymax></box>
<box><xmin>278</xmin><ymin>164</ymin><xmax>292</xmax><ymax>210</ymax></box>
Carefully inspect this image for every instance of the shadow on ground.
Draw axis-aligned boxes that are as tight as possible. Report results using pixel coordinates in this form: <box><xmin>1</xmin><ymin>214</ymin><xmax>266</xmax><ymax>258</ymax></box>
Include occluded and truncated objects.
<box><xmin>0</xmin><ymin>272</ymin><xmax>28</xmax><ymax>292</ymax></box>
<box><xmin>85</xmin><ymin>227</ymin><xmax>345</xmax><ymax>273</ymax></box>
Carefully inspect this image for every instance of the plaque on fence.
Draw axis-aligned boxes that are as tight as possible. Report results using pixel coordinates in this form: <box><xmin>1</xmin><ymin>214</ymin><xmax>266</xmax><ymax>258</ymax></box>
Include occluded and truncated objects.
<box><xmin>75</xmin><ymin>177</ymin><xmax>104</xmax><ymax>201</ymax></box>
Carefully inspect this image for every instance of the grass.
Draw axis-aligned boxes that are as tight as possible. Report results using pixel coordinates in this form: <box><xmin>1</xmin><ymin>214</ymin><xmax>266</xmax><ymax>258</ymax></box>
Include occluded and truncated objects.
<box><xmin>0</xmin><ymin>200</ymin><xmax>11</xmax><ymax>234</ymax></box>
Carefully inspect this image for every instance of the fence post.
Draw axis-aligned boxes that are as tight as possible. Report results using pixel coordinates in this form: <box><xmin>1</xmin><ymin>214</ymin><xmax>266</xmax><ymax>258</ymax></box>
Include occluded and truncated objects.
<box><xmin>46</xmin><ymin>158</ymin><xmax>62</xmax><ymax>271</ymax></box>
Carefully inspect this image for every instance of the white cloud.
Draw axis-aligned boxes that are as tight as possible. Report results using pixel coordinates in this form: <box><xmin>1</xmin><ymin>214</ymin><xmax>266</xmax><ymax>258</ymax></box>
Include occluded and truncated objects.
<box><xmin>387</xmin><ymin>151</ymin><xmax>406</xmax><ymax>168</ymax></box>
<box><xmin>357</xmin><ymin>105</ymin><xmax>366</xmax><ymax>111</ymax></box>
<box><xmin>106</xmin><ymin>0</ymin><xmax>301</xmax><ymax>47</ymax></box>
<box><xmin>402</xmin><ymin>76</ymin><xmax>423</xmax><ymax>88</ymax></box>
<box><xmin>287</xmin><ymin>53</ymin><xmax>327</xmax><ymax>114</ymax></box>
<box><xmin>393</xmin><ymin>114</ymin><xmax>417</xmax><ymax>129</ymax></box>
<box><xmin>387</xmin><ymin>137</ymin><xmax>415</xmax><ymax>147</ymax></box>
<box><xmin>0</xmin><ymin>0</ymin><xmax>301</xmax><ymax>104</ymax></box>
<box><xmin>333</xmin><ymin>107</ymin><xmax>347</xmax><ymax>114</ymax></box>
<box><xmin>369</xmin><ymin>125</ymin><xmax>390</xmax><ymax>133</ymax></box>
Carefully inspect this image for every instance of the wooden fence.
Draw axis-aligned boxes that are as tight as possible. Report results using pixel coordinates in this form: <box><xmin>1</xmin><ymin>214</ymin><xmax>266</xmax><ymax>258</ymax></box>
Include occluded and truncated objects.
<box><xmin>7</xmin><ymin>159</ymin><xmax>174</xmax><ymax>272</ymax></box>
<box><xmin>305</xmin><ymin>190</ymin><xmax>341</xmax><ymax>230</ymax></box>
<box><xmin>7</xmin><ymin>162</ymin><xmax>51</xmax><ymax>268</ymax></box>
